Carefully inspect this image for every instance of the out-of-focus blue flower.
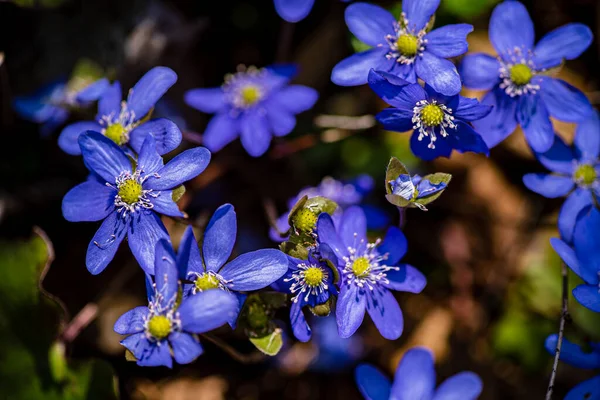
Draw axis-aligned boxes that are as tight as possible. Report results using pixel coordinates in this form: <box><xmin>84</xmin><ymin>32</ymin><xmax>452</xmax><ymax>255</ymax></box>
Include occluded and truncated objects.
<box><xmin>523</xmin><ymin>111</ymin><xmax>599</xmax><ymax>243</ymax></box>
<box><xmin>271</xmin><ymin>249</ymin><xmax>338</xmax><ymax>342</ymax></box>
<box><xmin>355</xmin><ymin>347</ymin><xmax>483</xmax><ymax>400</ymax></box>
<box><xmin>316</xmin><ymin>206</ymin><xmax>426</xmax><ymax>339</ymax></box>
<box><xmin>550</xmin><ymin>206</ymin><xmax>600</xmax><ymax>312</ymax></box>
<box><xmin>61</xmin><ymin>132</ymin><xmax>210</xmax><ymax>275</ymax></box>
<box><xmin>460</xmin><ymin>1</ymin><xmax>593</xmax><ymax>152</ymax></box>
<box><xmin>389</xmin><ymin>173</ymin><xmax>448</xmax><ymax>210</ymax></box>
<box><xmin>177</xmin><ymin>204</ymin><xmax>288</xmax><ymax>325</ymax></box>
<box><xmin>273</xmin><ymin>0</ymin><xmax>352</xmax><ymax>23</ymax></box>
<box><xmin>310</xmin><ymin>316</ymin><xmax>363</xmax><ymax>372</ymax></box>
<box><xmin>13</xmin><ymin>78</ymin><xmax>109</xmax><ymax>137</ymax></box>
<box><xmin>58</xmin><ymin>67</ymin><xmax>182</xmax><ymax>156</ymax></box>
<box><xmin>185</xmin><ymin>65</ymin><xmax>318</xmax><ymax>157</ymax></box>
<box><xmin>545</xmin><ymin>334</ymin><xmax>600</xmax><ymax>400</ymax></box>
<box><xmin>332</xmin><ymin>1</ymin><xmax>472</xmax><ymax>96</ymax></box>
<box><xmin>369</xmin><ymin>70</ymin><xmax>490</xmax><ymax>161</ymax></box>
<box><xmin>114</xmin><ymin>240</ymin><xmax>239</xmax><ymax>368</ymax></box>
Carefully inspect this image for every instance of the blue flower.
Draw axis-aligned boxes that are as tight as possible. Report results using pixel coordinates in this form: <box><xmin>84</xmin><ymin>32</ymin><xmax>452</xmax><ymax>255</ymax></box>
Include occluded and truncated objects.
<box><xmin>389</xmin><ymin>173</ymin><xmax>448</xmax><ymax>210</ymax></box>
<box><xmin>309</xmin><ymin>316</ymin><xmax>363</xmax><ymax>372</ymax></box>
<box><xmin>523</xmin><ymin>111</ymin><xmax>599</xmax><ymax>243</ymax></box>
<box><xmin>185</xmin><ymin>65</ymin><xmax>318</xmax><ymax>157</ymax></box>
<box><xmin>369</xmin><ymin>70</ymin><xmax>491</xmax><ymax>161</ymax></box>
<box><xmin>332</xmin><ymin>1</ymin><xmax>472</xmax><ymax>96</ymax></box>
<box><xmin>114</xmin><ymin>240</ymin><xmax>239</xmax><ymax>368</ymax></box>
<box><xmin>58</xmin><ymin>67</ymin><xmax>182</xmax><ymax>156</ymax></box>
<box><xmin>545</xmin><ymin>334</ymin><xmax>600</xmax><ymax>400</ymax></box>
<box><xmin>177</xmin><ymin>204</ymin><xmax>288</xmax><ymax>325</ymax></box>
<box><xmin>271</xmin><ymin>249</ymin><xmax>338</xmax><ymax>342</ymax></box>
<box><xmin>62</xmin><ymin>131</ymin><xmax>210</xmax><ymax>275</ymax></box>
<box><xmin>316</xmin><ymin>206</ymin><xmax>426</xmax><ymax>339</ymax></box>
<box><xmin>273</xmin><ymin>0</ymin><xmax>315</xmax><ymax>22</ymax></box>
<box><xmin>355</xmin><ymin>347</ymin><xmax>483</xmax><ymax>400</ymax></box>
<box><xmin>13</xmin><ymin>78</ymin><xmax>109</xmax><ymax>137</ymax></box>
<box><xmin>459</xmin><ymin>1</ymin><xmax>593</xmax><ymax>152</ymax></box>
<box><xmin>550</xmin><ymin>206</ymin><xmax>600</xmax><ymax>312</ymax></box>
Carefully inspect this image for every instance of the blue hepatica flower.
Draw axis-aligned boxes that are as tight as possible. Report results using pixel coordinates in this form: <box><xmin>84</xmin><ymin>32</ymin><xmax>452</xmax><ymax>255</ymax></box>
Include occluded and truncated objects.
<box><xmin>14</xmin><ymin>78</ymin><xmax>109</xmax><ymax>137</ymax></box>
<box><xmin>177</xmin><ymin>204</ymin><xmax>288</xmax><ymax>324</ymax></box>
<box><xmin>332</xmin><ymin>1</ymin><xmax>473</xmax><ymax>95</ymax></box>
<box><xmin>317</xmin><ymin>206</ymin><xmax>426</xmax><ymax>339</ymax></box>
<box><xmin>545</xmin><ymin>334</ymin><xmax>600</xmax><ymax>400</ymax></box>
<box><xmin>114</xmin><ymin>240</ymin><xmax>239</xmax><ymax>368</ymax></box>
<box><xmin>460</xmin><ymin>1</ymin><xmax>593</xmax><ymax>152</ymax></box>
<box><xmin>355</xmin><ymin>347</ymin><xmax>483</xmax><ymax>400</ymax></box>
<box><xmin>58</xmin><ymin>67</ymin><xmax>182</xmax><ymax>156</ymax></box>
<box><xmin>523</xmin><ymin>111</ymin><xmax>600</xmax><ymax>243</ymax></box>
<box><xmin>271</xmin><ymin>249</ymin><xmax>338</xmax><ymax>342</ymax></box>
<box><xmin>62</xmin><ymin>132</ymin><xmax>210</xmax><ymax>275</ymax></box>
<box><xmin>369</xmin><ymin>70</ymin><xmax>491</xmax><ymax>161</ymax></box>
<box><xmin>389</xmin><ymin>173</ymin><xmax>448</xmax><ymax>210</ymax></box>
<box><xmin>185</xmin><ymin>65</ymin><xmax>318</xmax><ymax>157</ymax></box>
<box><xmin>273</xmin><ymin>0</ymin><xmax>315</xmax><ymax>22</ymax></box>
<box><xmin>550</xmin><ymin>206</ymin><xmax>600</xmax><ymax>312</ymax></box>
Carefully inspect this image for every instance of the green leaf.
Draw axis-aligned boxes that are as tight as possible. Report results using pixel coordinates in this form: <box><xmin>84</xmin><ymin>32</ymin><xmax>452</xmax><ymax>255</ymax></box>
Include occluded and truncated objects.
<box><xmin>414</xmin><ymin>173</ymin><xmax>451</xmax><ymax>206</ymax></box>
<box><xmin>249</xmin><ymin>329</ymin><xmax>283</xmax><ymax>356</ymax></box>
<box><xmin>172</xmin><ymin>185</ymin><xmax>186</xmax><ymax>202</ymax></box>
<box><xmin>385</xmin><ymin>193</ymin><xmax>412</xmax><ymax>208</ymax></box>
<box><xmin>304</xmin><ymin>196</ymin><xmax>338</xmax><ymax>216</ymax></box>
<box><xmin>385</xmin><ymin>157</ymin><xmax>410</xmax><ymax>195</ymax></box>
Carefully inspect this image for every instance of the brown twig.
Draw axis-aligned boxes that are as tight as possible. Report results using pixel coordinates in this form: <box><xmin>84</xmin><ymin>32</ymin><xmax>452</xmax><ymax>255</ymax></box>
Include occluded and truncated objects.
<box><xmin>201</xmin><ymin>333</ymin><xmax>266</xmax><ymax>364</ymax></box>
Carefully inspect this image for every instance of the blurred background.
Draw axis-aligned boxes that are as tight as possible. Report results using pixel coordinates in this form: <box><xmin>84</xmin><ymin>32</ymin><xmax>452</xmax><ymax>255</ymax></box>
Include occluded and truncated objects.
<box><xmin>0</xmin><ymin>0</ymin><xmax>599</xmax><ymax>399</ymax></box>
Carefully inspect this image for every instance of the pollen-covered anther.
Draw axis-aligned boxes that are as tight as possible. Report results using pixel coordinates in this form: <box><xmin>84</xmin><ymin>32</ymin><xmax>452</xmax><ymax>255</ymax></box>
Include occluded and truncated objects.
<box><xmin>396</xmin><ymin>34</ymin><xmax>419</xmax><ymax>57</ymax></box>
<box><xmin>420</xmin><ymin>104</ymin><xmax>445</xmax><ymax>127</ymax></box>
<box><xmin>304</xmin><ymin>267</ymin><xmax>324</xmax><ymax>287</ymax></box>
<box><xmin>412</xmin><ymin>100</ymin><xmax>456</xmax><ymax>149</ymax></box>
<box><xmin>509</xmin><ymin>64</ymin><xmax>533</xmax><ymax>86</ymax></box>
<box><xmin>498</xmin><ymin>48</ymin><xmax>541</xmax><ymax>97</ymax></box>
<box><xmin>574</xmin><ymin>164</ymin><xmax>597</xmax><ymax>186</ymax></box>
<box><xmin>99</xmin><ymin>101</ymin><xmax>137</xmax><ymax>145</ymax></box>
<box><xmin>112</xmin><ymin>170</ymin><xmax>159</xmax><ymax>217</ymax></box>
<box><xmin>385</xmin><ymin>14</ymin><xmax>426</xmax><ymax>64</ymax></box>
<box><xmin>147</xmin><ymin>315</ymin><xmax>171</xmax><ymax>340</ymax></box>
<box><xmin>343</xmin><ymin>238</ymin><xmax>398</xmax><ymax>290</ymax></box>
<box><xmin>104</xmin><ymin>123</ymin><xmax>128</xmax><ymax>146</ymax></box>
<box><xmin>118</xmin><ymin>179</ymin><xmax>143</xmax><ymax>205</ymax></box>
<box><xmin>284</xmin><ymin>262</ymin><xmax>329</xmax><ymax>303</ymax></box>
<box><xmin>194</xmin><ymin>273</ymin><xmax>220</xmax><ymax>291</ymax></box>
<box><xmin>351</xmin><ymin>257</ymin><xmax>370</xmax><ymax>277</ymax></box>
<box><xmin>240</xmin><ymin>85</ymin><xmax>262</xmax><ymax>106</ymax></box>
<box><xmin>293</xmin><ymin>208</ymin><xmax>319</xmax><ymax>233</ymax></box>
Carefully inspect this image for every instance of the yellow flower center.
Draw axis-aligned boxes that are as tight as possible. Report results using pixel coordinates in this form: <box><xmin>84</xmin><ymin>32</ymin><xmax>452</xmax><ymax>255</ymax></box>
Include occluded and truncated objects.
<box><xmin>509</xmin><ymin>64</ymin><xmax>533</xmax><ymax>86</ymax></box>
<box><xmin>118</xmin><ymin>179</ymin><xmax>143</xmax><ymax>205</ymax></box>
<box><xmin>104</xmin><ymin>123</ymin><xmax>128</xmax><ymax>146</ymax></box>
<box><xmin>574</xmin><ymin>164</ymin><xmax>597</xmax><ymax>186</ymax></box>
<box><xmin>292</xmin><ymin>208</ymin><xmax>319</xmax><ymax>233</ymax></box>
<box><xmin>240</xmin><ymin>85</ymin><xmax>262</xmax><ymax>106</ymax></box>
<box><xmin>194</xmin><ymin>273</ymin><xmax>220</xmax><ymax>292</ymax></box>
<box><xmin>352</xmin><ymin>257</ymin><xmax>370</xmax><ymax>277</ymax></box>
<box><xmin>304</xmin><ymin>266</ymin><xmax>324</xmax><ymax>287</ymax></box>
<box><xmin>420</xmin><ymin>104</ymin><xmax>445</xmax><ymax>127</ymax></box>
<box><xmin>396</xmin><ymin>34</ymin><xmax>419</xmax><ymax>57</ymax></box>
<box><xmin>147</xmin><ymin>315</ymin><xmax>171</xmax><ymax>340</ymax></box>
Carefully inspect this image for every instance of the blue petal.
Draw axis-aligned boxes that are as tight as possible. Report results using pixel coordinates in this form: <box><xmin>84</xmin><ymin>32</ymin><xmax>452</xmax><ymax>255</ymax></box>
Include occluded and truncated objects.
<box><xmin>433</xmin><ymin>372</ymin><xmax>483</xmax><ymax>400</ymax></box>
<box><xmin>558</xmin><ymin>188</ymin><xmax>594</xmax><ymax>243</ymax></box>
<box><xmin>290</xmin><ymin>301</ymin><xmax>311</xmax><ymax>342</ymax></box>
<box><xmin>269</xmin><ymin>213</ymin><xmax>290</xmax><ymax>242</ymax></box>
<box><xmin>316</xmin><ymin>213</ymin><xmax>347</xmax><ymax>261</ymax></box>
<box><xmin>120</xmin><ymin>332</ymin><xmax>148</xmax><ymax>361</ymax></box>
<box><xmin>522</xmin><ymin>173</ymin><xmax>574</xmax><ymax>198</ymax></box>
<box><xmin>220</xmin><ymin>249</ymin><xmax>288</xmax><ymax>291</ymax></box>
<box><xmin>58</xmin><ymin>121</ymin><xmax>103</xmax><ymax>156</ymax></box>
<box><xmin>76</xmin><ymin>78</ymin><xmax>110</xmax><ymax>103</ymax></box>
<box><xmin>385</xmin><ymin>264</ymin><xmax>427</xmax><ymax>293</ymax></box>
<box><xmin>127</xmin><ymin>67</ymin><xmax>177</xmax><ymax>120</ymax></box>
<box><xmin>517</xmin><ymin>94</ymin><xmax>554</xmax><ymax>152</ymax></box>
<box><xmin>266</xmin><ymin>104</ymin><xmax>296</xmax><ymax>137</ymax></box>
<box><xmin>274</xmin><ymin>0</ymin><xmax>315</xmax><ymax>23</ymax></box>
<box><xmin>331</xmin><ymin>48</ymin><xmax>388</xmax><ymax>87</ymax></box>
<box><xmin>573</xmin><ymin>207</ymin><xmax>600</xmax><ymax>277</ymax></box>
<box><xmin>62</xmin><ymin>179</ymin><xmax>115</xmax><ymax>222</ymax></box>
<box><xmin>415</xmin><ymin>52</ymin><xmax>462</xmax><ymax>96</ymax></box>
<box><xmin>129</xmin><ymin>118</ymin><xmax>182</xmax><ymax>156</ymax></box>
<box><xmin>425</xmin><ymin>24</ymin><xmax>473</xmax><ymax>58</ymax></box>
<box><xmin>136</xmin><ymin>340</ymin><xmax>173</xmax><ymax>368</ymax></box>
<box><xmin>269</xmin><ymin>84</ymin><xmax>318</xmax><ymax>114</ymax></box>
<box><xmin>410</xmin><ymin>128</ymin><xmax>453</xmax><ymax>161</ymax></box>
<box><xmin>534</xmin><ymin>23</ymin><xmax>593</xmax><ymax>69</ymax></box>
<box><xmin>79</xmin><ymin>132</ymin><xmax>132</xmax><ymax>182</ymax></box>
<box><xmin>154</xmin><ymin>239</ymin><xmax>179</xmax><ymax>305</ymax></box>
<box><xmin>203</xmin><ymin>204</ymin><xmax>237</xmax><ymax>272</ymax></box>
<box><xmin>86</xmin><ymin>211</ymin><xmax>127</xmax><ymax>275</ymax></box>
<box><xmin>339</xmin><ymin>206</ymin><xmax>367</xmax><ymax>250</ymax></box>
<box><xmin>402</xmin><ymin>0</ymin><xmax>440</xmax><ymax>32</ymax></box>
<box><xmin>355</xmin><ymin>364</ymin><xmax>392</xmax><ymax>400</ymax></box>
<box><xmin>96</xmin><ymin>82</ymin><xmax>122</xmax><ymax>119</ymax></box>
<box><xmin>345</xmin><ymin>3</ymin><xmax>395</xmax><ymax>46</ymax></box>
<box><xmin>146</xmin><ymin>146</ymin><xmax>211</xmax><ymax>190</ymax></box>
<box><xmin>177</xmin><ymin>226</ymin><xmax>204</xmax><ymax>277</ymax></box>
<box><xmin>416</xmin><ymin>178</ymin><xmax>447</xmax><ymax>199</ymax></box>
<box><xmin>545</xmin><ymin>334</ymin><xmax>600</xmax><ymax>369</ymax></box>
<box><xmin>539</xmin><ymin>77</ymin><xmax>593</xmax><ymax>123</ymax></box>
<box><xmin>550</xmin><ymin>238</ymin><xmax>597</xmax><ymax>284</ymax></box>
<box><xmin>390</xmin><ymin>347</ymin><xmax>436</xmax><ymax>400</ymax></box>
<box><xmin>40</xmin><ymin>109</ymin><xmax>69</xmax><ymax>137</ymax></box>
<box><xmin>178</xmin><ymin>289</ymin><xmax>239</xmax><ymax>333</ymax></box>
<box><xmin>459</xmin><ymin>53</ymin><xmax>501</xmax><ymax>90</ymax></box>
<box><xmin>169</xmin><ymin>332</ymin><xmax>203</xmax><ymax>364</ymax></box>
<box><xmin>184</xmin><ymin>87</ymin><xmax>226</xmax><ymax>113</ymax></box>
<box><xmin>128</xmin><ymin>211</ymin><xmax>170</xmax><ymax>275</ymax></box>
<box><xmin>489</xmin><ymin>0</ymin><xmax>534</xmax><ymax>56</ymax></box>
<box><xmin>379</xmin><ymin>227</ymin><xmax>407</xmax><ymax>265</ymax></box>
<box><xmin>376</xmin><ymin>109</ymin><xmax>414</xmax><ymax>132</ymax></box>
<box><xmin>336</xmin><ymin>283</ymin><xmax>366</xmax><ymax>338</ymax></box>
<box><xmin>114</xmin><ymin>306</ymin><xmax>149</xmax><ymax>335</ymax></box>
<box><xmin>388</xmin><ymin>61</ymin><xmax>418</xmax><ymax>83</ymax></box>
<box><xmin>451</xmin><ymin>121</ymin><xmax>490</xmax><ymax>157</ymax></box>
<box><xmin>472</xmin><ymin>87</ymin><xmax>518</xmax><ymax>148</ymax></box>
<box><xmin>240</xmin><ymin>112</ymin><xmax>272</xmax><ymax>157</ymax></box>
<box><xmin>266</xmin><ymin>64</ymin><xmax>298</xmax><ymax>80</ymax></box>
<box><xmin>454</xmin><ymin>97</ymin><xmax>493</xmax><ymax>121</ymax></box>
<box><xmin>368</xmin><ymin>69</ymin><xmax>426</xmax><ymax>110</ymax></box>
<box><xmin>536</xmin><ymin>134</ymin><xmax>575</xmax><ymax>175</ymax></box>
<box><xmin>564</xmin><ymin>376</ymin><xmax>600</xmax><ymax>400</ymax></box>
<box><xmin>136</xmin><ymin>133</ymin><xmax>164</xmax><ymax>175</ymax></box>
<box><xmin>574</xmin><ymin>110</ymin><xmax>600</xmax><ymax>162</ymax></box>
<box><xmin>366</xmin><ymin>288</ymin><xmax>403</xmax><ymax>340</ymax></box>
<box><xmin>573</xmin><ymin>284</ymin><xmax>600</xmax><ymax>312</ymax></box>
<box><xmin>202</xmin><ymin>113</ymin><xmax>240</xmax><ymax>153</ymax></box>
